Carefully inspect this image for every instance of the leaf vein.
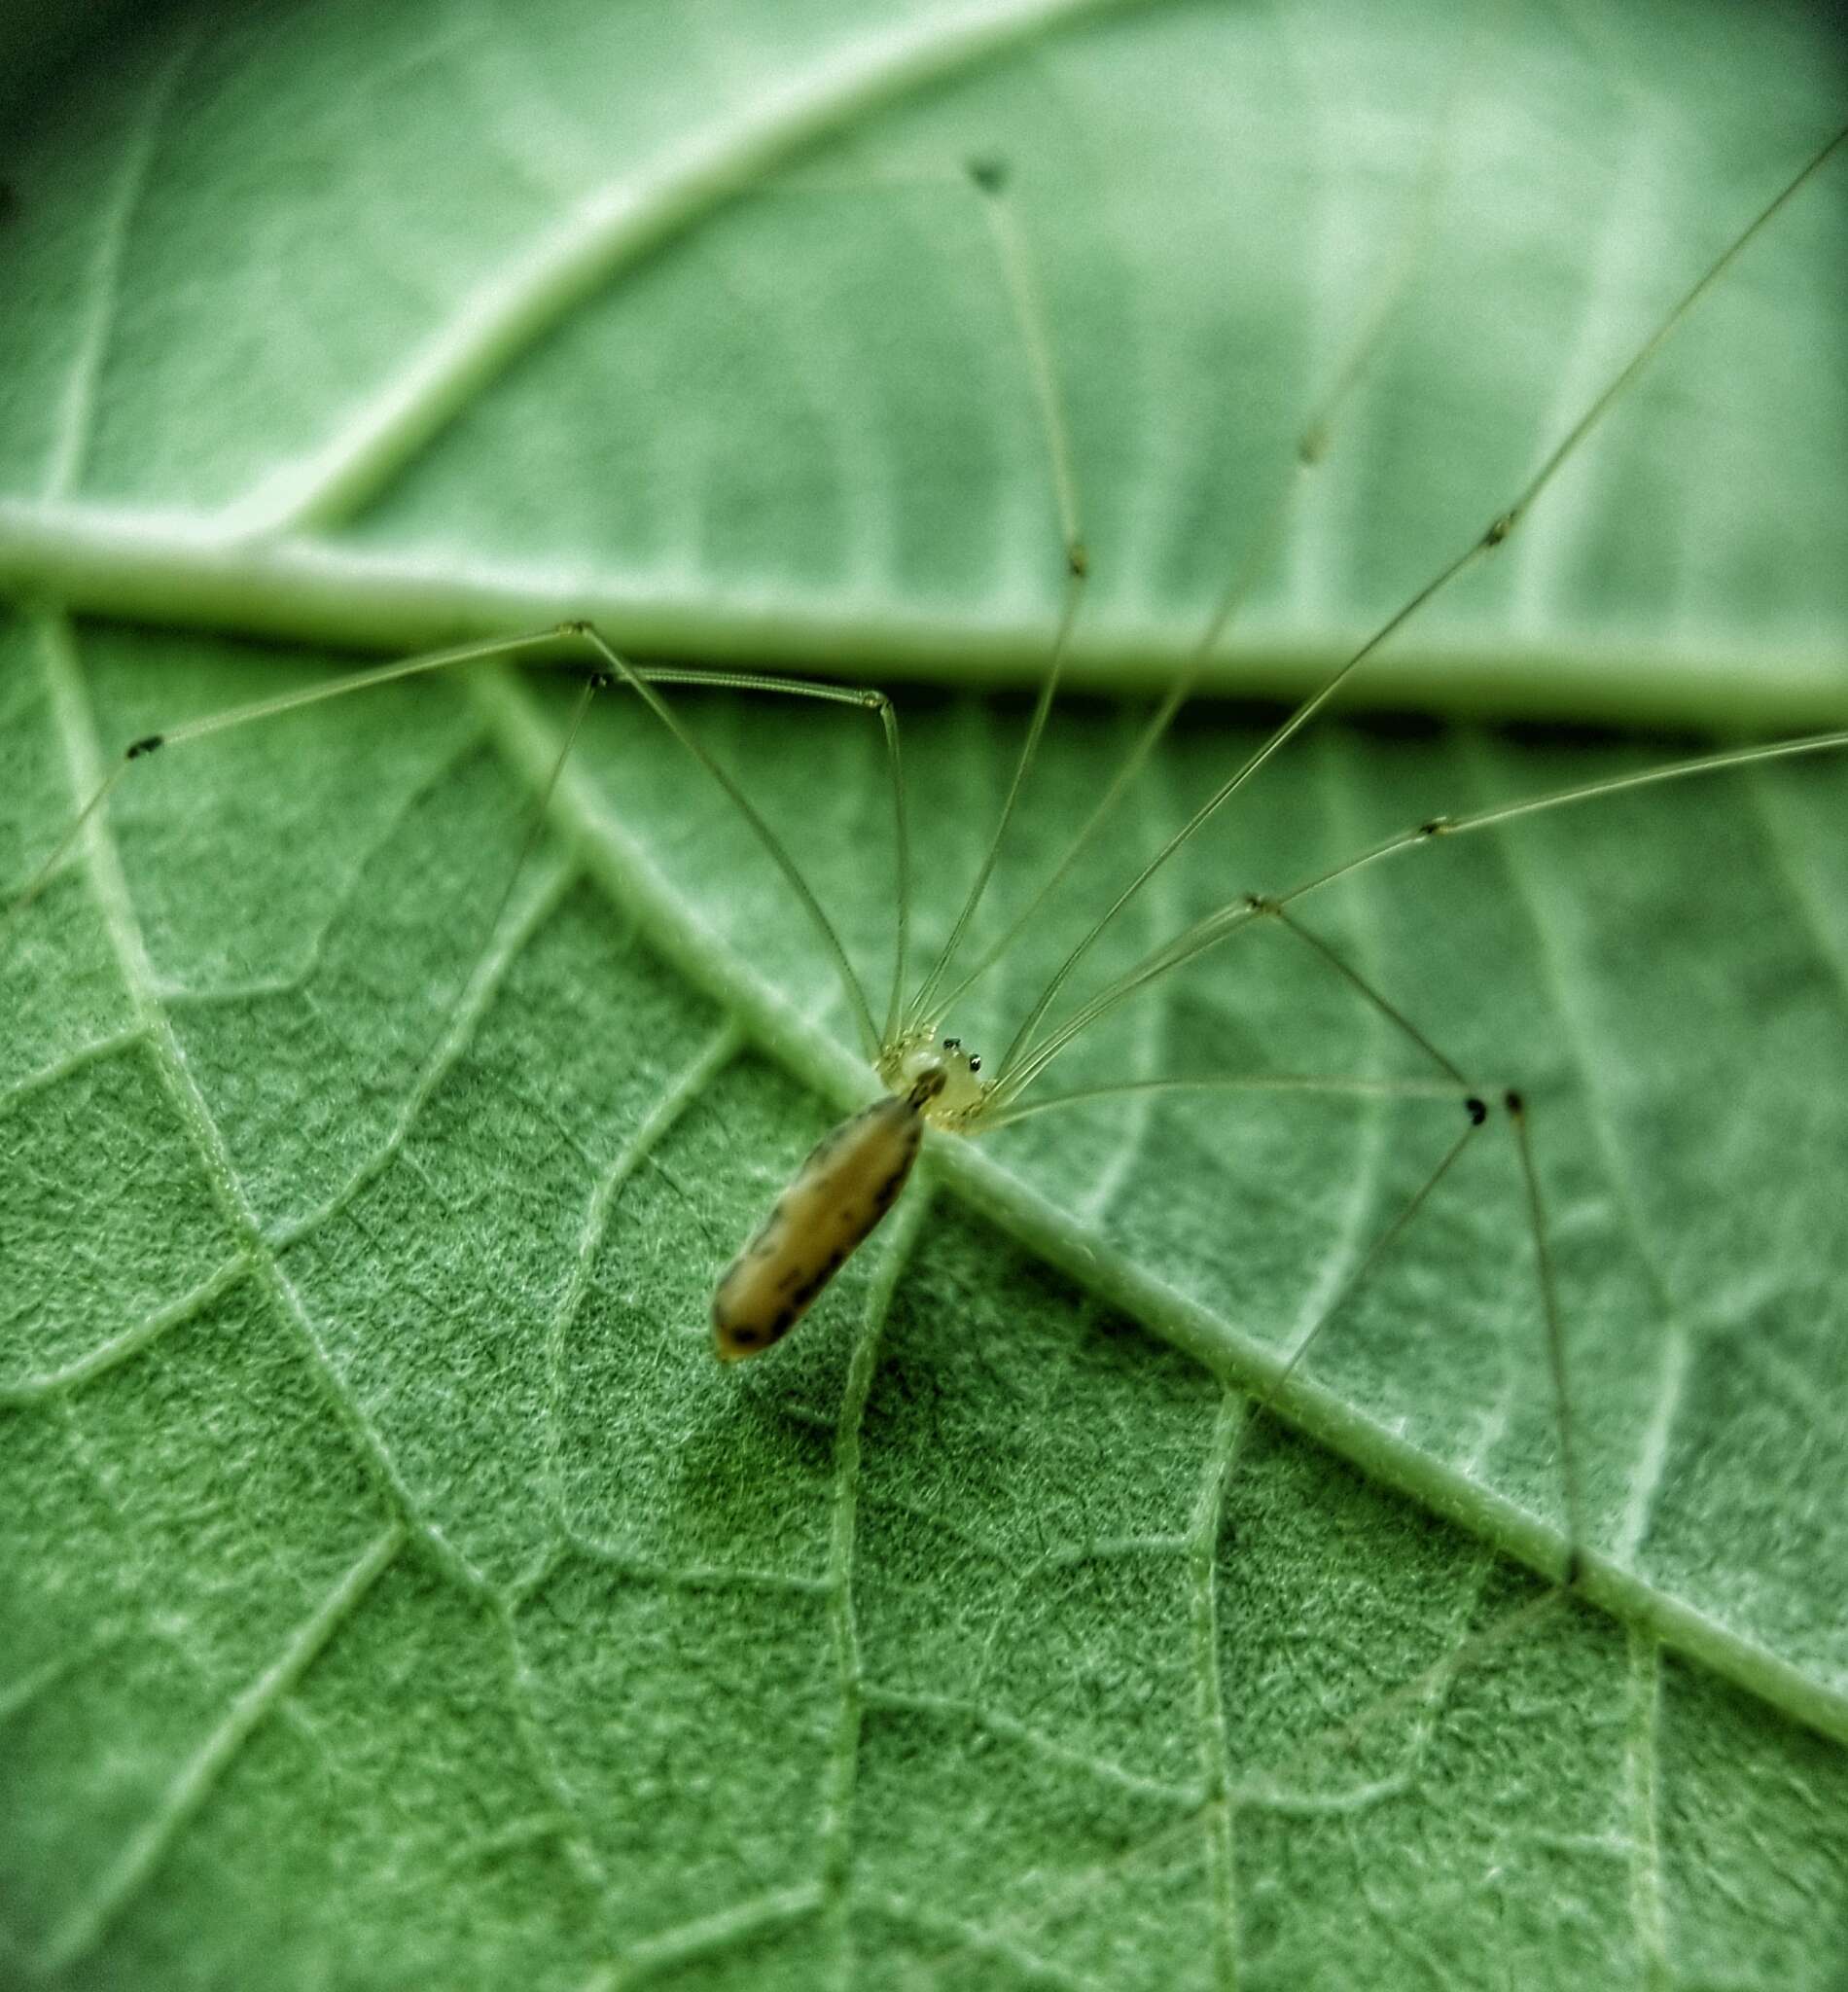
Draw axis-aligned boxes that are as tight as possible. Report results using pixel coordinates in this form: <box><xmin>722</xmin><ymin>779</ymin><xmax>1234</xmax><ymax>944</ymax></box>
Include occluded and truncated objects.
<box><xmin>37</xmin><ymin>612</ymin><xmax>496</xmax><ymax>1595</ymax></box>
<box><xmin>36</xmin><ymin>1521</ymin><xmax>404</xmax><ymax>1972</ymax></box>
<box><xmin>0</xmin><ymin>1249</ymin><xmax>251</xmax><ymax>1407</ymax></box>
<box><xmin>818</xmin><ymin>1188</ymin><xmax>934</xmax><ymax>1976</ymax></box>
<box><xmin>41</xmin><ymin>19</ymin><xmax>198</xmax><ymax>502</ymax></box>
<box><xmin>861</xmin><ymin>1683</ymin><xmax>1201</xmax><ymax>1806</ymax></box>
<box><xmin>224</xmin><ymin>0</ymin><xmax>1155</xmax><ymax>538</ymax></box>
<box><xmin>541</xmin><ymin>1020</ymin><xmax>746</xmax><ymax>1532</ymax></box>
<box><xmin>1188</xmin><ymin>1390</ymin><xmax>1245</xmax><ymax>1990</ymax></box>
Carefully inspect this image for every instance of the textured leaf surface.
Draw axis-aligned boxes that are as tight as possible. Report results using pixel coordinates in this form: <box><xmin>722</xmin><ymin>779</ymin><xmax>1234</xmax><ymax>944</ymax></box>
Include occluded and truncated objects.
<box><xmin>3</xmin><ymin>3</ymin><xmax>1847</xmax><ymax>1988</ymax></box>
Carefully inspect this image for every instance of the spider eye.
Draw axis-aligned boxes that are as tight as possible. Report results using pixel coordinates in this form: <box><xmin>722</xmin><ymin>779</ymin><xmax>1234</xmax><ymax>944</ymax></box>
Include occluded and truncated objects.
<box><xmin>969</xmin><ymin>1056</ymin><xmax>981</xmax><ymax>1074</ymax></box>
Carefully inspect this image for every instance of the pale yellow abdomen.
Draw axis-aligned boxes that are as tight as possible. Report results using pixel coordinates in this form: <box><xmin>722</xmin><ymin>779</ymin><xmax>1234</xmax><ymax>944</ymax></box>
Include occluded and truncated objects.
<box><xmin>712</xmin><ymin>1093</ymin><xmax>924</xmax><ymax>1360</ymax></box>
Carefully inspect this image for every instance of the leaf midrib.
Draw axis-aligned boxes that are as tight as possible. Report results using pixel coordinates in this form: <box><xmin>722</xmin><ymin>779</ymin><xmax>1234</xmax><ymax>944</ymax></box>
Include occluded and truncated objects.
<box><xmin>7</xmin><ymin>502</ymin><xmax>1847</xmax><ymax>729</ymax></box>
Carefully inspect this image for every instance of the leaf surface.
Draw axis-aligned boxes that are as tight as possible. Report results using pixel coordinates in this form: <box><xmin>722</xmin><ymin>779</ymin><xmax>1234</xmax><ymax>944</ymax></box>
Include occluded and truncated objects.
<box><xmin>2</xmin><ymin>3</ymin><xmax>1847</xmax><ymax>1987</ymax></box>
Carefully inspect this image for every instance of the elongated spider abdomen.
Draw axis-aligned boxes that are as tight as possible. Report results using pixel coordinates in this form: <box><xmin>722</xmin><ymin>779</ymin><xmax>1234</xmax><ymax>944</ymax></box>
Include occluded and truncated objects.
<box><xmin>712</xmin><ymin>1070</ymin><xmax>943</xmax><ymax>1361</ymax></box>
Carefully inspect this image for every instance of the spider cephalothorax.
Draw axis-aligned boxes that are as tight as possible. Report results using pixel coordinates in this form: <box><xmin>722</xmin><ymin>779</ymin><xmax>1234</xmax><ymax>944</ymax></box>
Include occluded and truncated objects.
<box><xmin>875</xmin><ymin>1027</ymin><xmax>992</xmax><ymax>1133</ymax></box>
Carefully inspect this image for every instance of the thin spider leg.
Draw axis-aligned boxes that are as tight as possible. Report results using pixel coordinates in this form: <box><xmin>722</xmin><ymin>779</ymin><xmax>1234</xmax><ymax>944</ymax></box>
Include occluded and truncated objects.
<box><xmin>969</xmin><ymin>158</ymin><xmax>1084</xmax><ymax>570</ymax></box>
<box><xmin>1504</xmin><ymin>119</ymin><xmax>1846</xmax><ymax>551</ymax></box>
<box><xmin>589</xmin><ymin>658</ymin><xmax>911</xmax><ymax>1045</ymax></box>
<box><xmin>936</xmin><ymin>48</ymin><xmax>1475</xmax><ymax>1028</ymax></box>
<box><xmin>995</xmin><ymin>1073</ymin><xmax>1490</xmax><ymax>1431</ymax></box>
<box><xmin>901</xmin><ymin>566</ymin><xmax>1083</xmax><ymax>1032</ymax></box>
<box><xmin>563</xmin><ymin>620</ymin><xmax>891</xmax><ymax>1060</ymax></box>
<box><xmin>3</xmin><ymin>630</ymin><xmax>916</xmax><ymax>1057</ymax></box>
<box><xmin>990</xmin><ymin>922</ymin><xmax>1570</xmax><ymax>1605</ymax></box>
<box><xmin>902</xmin><ymin>160</ymin><xmax>1090</xmax><ymax>1036</ymax></box>
<box><xmin>1506</xmin><ymin>1089</ymin><xmax>1583</xmax><ymax>1584</ymax></box>
<box><xmin>992</xmin><ymin>121</ymin><xmax>1848</xmax><ymax>1092</ymax></box>
<box><xmin>987</xmin><ymin>896</ymin><xmax>1590</xmax><ymax>1617</ymax></box>
<box><xmin>1147</xmin><ymin>1117</ymin><xmax>1585</xmax><ymax>1770</ymax></box>
<box><xmin>991</xmin><ymin>872</ymin><xmax>1408</xmax><ymax>1106</ymax></box>
<box><xmin>984</xmin><ymin>505</ymin><xmax>1482</xmax><ymax>1085</ymax></box>
<box><xmin>0</xmin><ymin>756</ymin><xmax>129</xmax><ymax>948</ymax></box>
<box><xmin>995</xmin><ymin>721</ymin><xmax>1848</xmax><ymax>1102</ymax></box>
<box><xmin>1263</xmin><ymin>901</ymin><xmax>1470</xmax><ymax>1088</ymax></box>
<box><xmin>2</xmin><ymin>627</ymin><xmax>559</xmax><ymax>946</ymax></box>
<box><xmin>1258</xmin><ymin>1106</ymin><xmax>1486</xmax><ymax>1413</ymax></box>
<box><xmin>980</xmin><ymin>1070</ymin><xmax>1474</xmax><ymax>1134</ymax></box>
<box><xmin>1274</xmin><ymin>725</ymin><xmax>1848</xmax><ymax>912</ymax></box>
<box><xmin>932</xmin><ymin>514</ymin><xmax>1270</xmax><ymax>1024</ymax></box>
<box><xmin>986</xmin><ymin>896</ymin><xmax>1271</xmax><ymax>1106</ymax></box>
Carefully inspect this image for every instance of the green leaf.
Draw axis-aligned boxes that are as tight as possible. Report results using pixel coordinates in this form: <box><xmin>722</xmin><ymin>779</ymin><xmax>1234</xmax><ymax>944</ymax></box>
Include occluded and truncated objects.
<box><xmin>3</xmin><ymin>3</ymin><xmax>1847</xmax><ymax>1988</ymax></box>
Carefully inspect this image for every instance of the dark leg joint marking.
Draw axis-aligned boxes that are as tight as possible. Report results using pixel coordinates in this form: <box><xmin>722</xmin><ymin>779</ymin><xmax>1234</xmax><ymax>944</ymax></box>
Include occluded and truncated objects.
<box><xmin>1504</xmin><ymin>1087</ymin><xmax>1525</xmax><ymax>1117</ymax></box>
<box><xmin>125</xmin><ymin>734</ymin><xmax>164</xmax><ymax>760</ymax></box>
<box><xmin>1465</xmin><ymin>1095</ymin><xmax>1488</xmax><ymax>1126</ymax></box>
